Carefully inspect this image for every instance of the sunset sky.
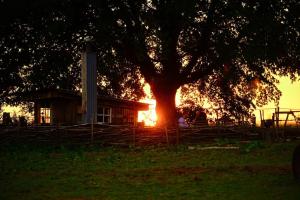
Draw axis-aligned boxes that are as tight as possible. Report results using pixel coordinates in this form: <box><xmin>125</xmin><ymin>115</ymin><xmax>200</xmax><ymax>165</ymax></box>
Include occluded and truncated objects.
<box><xmin>2</xmin><ymin>76</ymin><xmax>300</xmax><ymax>125</ymax></box>
<box><xmin>253</xmin><ymin>76</ymin><xmax>300</xmax><ymax>122</ymax></box>
<box><xmin>137</xmin><ymin>75</ymin><xmax>300</xmax><ymax>125</ymax></box>
<box><xmin>274</xmin><ymin>76</ymin><xmax>300</xmax><ymax>109</ymax></box>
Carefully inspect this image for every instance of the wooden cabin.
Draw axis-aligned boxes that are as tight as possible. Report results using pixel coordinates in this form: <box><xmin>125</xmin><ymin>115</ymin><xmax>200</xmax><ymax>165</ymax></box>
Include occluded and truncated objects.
<box><xmin>28</xmin><ymin>89</ymin><xmax>149</xmax><ymax>125</ymax></box>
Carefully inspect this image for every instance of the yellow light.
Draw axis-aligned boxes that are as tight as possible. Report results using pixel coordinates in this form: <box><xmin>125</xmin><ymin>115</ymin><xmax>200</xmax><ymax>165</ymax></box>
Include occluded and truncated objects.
<box><xmin>175</xmin><ymin>89</ymin><xmax>182</xmax><ymax>106</ymax></box>
<box><xmin>138</xmin><ymin>98</ymin><xmax>157</xmax><ymax>126</ymax></box>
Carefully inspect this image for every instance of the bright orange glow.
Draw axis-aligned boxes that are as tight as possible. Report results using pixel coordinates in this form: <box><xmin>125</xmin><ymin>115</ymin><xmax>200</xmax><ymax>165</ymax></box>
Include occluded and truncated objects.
<box><xmin>138</xmin><ymin>83</ymin><xmax>157</xmax><ymax>126</ymax></box>
<box><xmin>138</xmin><ymin>98</ymin><xmax>157</xmax><ymax>126</ymax></box>
<box><xmin>138</xmin><ymin>84</ymin><xmax>210</xmax><ymax>126</ymax></box>
<box><xmin>2</xmin><ymin>77</ymin><xmax>300</xmax><ymax>127</ymax></box>
<box><xmin>250</xmin><ymin>78</ymin><xmax>260</xmax><ymax>89</ymax></box>
<box><xmin>138</xmin><ymin>76</ymin><xmax>300</xmax><ymax>127</ymax></box>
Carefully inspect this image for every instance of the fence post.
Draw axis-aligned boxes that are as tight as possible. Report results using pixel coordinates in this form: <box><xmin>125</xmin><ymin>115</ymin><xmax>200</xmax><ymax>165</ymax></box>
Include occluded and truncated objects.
<box><xmin>133</xmin><ymin>125</ymin><xmax>136</xmax><ymax>147</ymax></box>
<box><xmin>275</xmin><ymin>107</ymin><xmax>280</xmax><ymax>128</ymax></box>
<box><xmin>165</xmin><ymin>126</ymin><xmax>169</xmax><ymax>146</ymax></box>
<box><xmin>91</xmin><ymin>115</ymin><xmax>94</xmax><ymax>144</ymax></box>
<box><xmin>176</xmin><ymin>126</ymin><xmax>180</xmax><ymax>145</ymax></box>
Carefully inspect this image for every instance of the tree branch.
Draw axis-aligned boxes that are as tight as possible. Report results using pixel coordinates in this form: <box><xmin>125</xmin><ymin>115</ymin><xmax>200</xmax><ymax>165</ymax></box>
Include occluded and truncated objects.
<box><xmin>115</xmin><ymin>2</ymin><xmax>158</xmax><ymax>83</ymax></box>
<box><xmin>180</xmin><ymin>0</ymin><xmax>216</xmax><ymax>82</ymax></box>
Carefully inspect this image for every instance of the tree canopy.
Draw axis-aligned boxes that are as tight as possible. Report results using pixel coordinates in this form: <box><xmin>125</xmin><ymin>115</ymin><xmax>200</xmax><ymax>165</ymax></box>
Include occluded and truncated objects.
<box><xmin>0</xmin><ymin>0</ymin><xmax>299</xmax><ymax>125</ymax></box>
<box><xmin>0</xmin><ymin>0</ymin><xmax>145</xmax><ymax>104</ymax></box>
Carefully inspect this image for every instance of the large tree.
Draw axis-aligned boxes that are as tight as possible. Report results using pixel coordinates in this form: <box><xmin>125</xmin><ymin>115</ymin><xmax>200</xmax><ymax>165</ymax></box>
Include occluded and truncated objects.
<box><xmin>93</xmin><ymin>0</ymin><xmax>300</xmax><ymax>125</ymax></box>
<box><xmin>1</xmin><ymin>0</ymin><xmax>300</xmax><ymax>126</ymax></box>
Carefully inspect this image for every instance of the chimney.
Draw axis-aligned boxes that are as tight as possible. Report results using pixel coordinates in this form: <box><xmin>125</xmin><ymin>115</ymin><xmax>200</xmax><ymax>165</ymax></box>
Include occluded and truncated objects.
<box><xmin>81</xmin><ymin>43</ymin><xmax>97</xmax><ymax>124</ymax></box>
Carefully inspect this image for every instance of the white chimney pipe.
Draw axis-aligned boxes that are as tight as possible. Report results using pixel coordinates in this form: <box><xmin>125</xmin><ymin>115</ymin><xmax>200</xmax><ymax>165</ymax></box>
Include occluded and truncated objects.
<box><xmin>81</xmin><ymin>44</ymin><xmax>97</xmax><ymax>124</ymax></box>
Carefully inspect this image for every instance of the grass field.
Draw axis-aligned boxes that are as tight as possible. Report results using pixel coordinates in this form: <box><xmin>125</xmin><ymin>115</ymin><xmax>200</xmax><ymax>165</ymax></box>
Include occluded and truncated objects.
<box><xmin>0</xmin><ymin>141</ymin><xmax>299</xmax><ymax>200</ymax></box>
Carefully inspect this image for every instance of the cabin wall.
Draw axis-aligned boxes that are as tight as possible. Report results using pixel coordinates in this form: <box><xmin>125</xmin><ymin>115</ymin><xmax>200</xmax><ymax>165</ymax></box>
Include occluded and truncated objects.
<box><xmin>51</xmin><ymin>99</ymin><xmax>80</xmax><ymax>125</ymax></box>
<box><xmin>34</xmin><ymin>102</ymin><xmax>39</xmax><ymax>125</ymax></box>
<box><xmin>34</xmin><ymin>99</ymin><xmax>81</xmax><ymax>125</ymax></box>
<box><xmin>97</xmin><ymin>101</ymin><xmax>139</xmax><ymax>125</ymax></box>
<box><xmin>33</xmin><ymin>95</ymin><xmax>147</xmax><ymax>125</ymax></box>
<box><xmin>110</xmin><ymin>107</ymin><xmax>136</xmax><ymax>125</ymax></box>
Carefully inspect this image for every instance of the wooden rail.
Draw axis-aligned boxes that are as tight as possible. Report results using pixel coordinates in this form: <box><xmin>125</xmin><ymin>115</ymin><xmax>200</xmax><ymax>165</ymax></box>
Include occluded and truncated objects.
<box><xmin>0</xmin><ymin>124</ymin><xmax>300</xmax><ymax>147</ymax></box>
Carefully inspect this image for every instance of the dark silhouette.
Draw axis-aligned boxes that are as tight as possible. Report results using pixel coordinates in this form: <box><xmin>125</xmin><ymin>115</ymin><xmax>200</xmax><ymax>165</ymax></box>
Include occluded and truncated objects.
<box><xmin>293</xmin><ymin>144</ymin><xmax>300</xmax><ymax>182</ymax></box>
<box><xmin>1</xmin><ymin>1</ymin><xmax>299</xmax><ymax>125</ymax></box>
<box><xmin>19</xmin><ymin>116</ymin><xmax>27</xmax><ymax>127</ymax></box>
<box><xmin>192</xmin><ymin>109</ymin><xmax>208</xmax><ymax>126</ymax></box>
<box><xmin>217</xmin><ymin>114</ymin><xmax>235</xmax><ymax>126</ymax></box>
<box><xmin>264</xmin><ymin>119</ymin><xmax>274</xmax><ymax>128</ymax></box>
<box><xmin>41</xmin><ymin>116</ymin><xmax>45</xmax><ymax>124</ymax></box>
<box><xmin>41</xmin><ymin>112</ymin><xmax>46</xmax><ymax>125</ymax></box>
<box><xmin>251</xmin><ymin>114</ymin><xmax>256</xmax><ymax>127</ymax></box>
<box><xmin>2</xmin><ymin>112</ymin><xmax>12</xmax><ymax>126</ymax></box>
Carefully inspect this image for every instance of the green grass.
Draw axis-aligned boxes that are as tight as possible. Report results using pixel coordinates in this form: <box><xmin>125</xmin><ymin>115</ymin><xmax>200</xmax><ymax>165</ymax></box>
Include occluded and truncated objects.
<box><xmin>0</xmin><ymin>141</ymin><xmax>299</xmax><ymax>200</ymax></box>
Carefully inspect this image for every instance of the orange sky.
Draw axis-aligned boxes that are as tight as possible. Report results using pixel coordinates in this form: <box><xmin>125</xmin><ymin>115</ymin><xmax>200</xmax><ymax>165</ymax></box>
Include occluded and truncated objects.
<box><xmin>141</xmin><ymin>76</ymin><xmax>300</xmax><ymax>125</ymax></box>
<box><xmin>253</xmin><ymin>76</ymin><xmax>300</xmax><ymax>123</ymax></box>
<box><xmin>2</xmin><ymin>76</ymin><xmax>300</xmax><ymax>125</ymax></box>
<box><xmin>255</xmin><ymin>77</ymin><xmax>300</xmax><ymax>111</ymax></box>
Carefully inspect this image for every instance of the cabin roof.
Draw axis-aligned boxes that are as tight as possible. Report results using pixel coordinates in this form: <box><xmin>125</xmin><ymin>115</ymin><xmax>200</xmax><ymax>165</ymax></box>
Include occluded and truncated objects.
<box><xmin>25</xmin><ymin>88</ymin><xmax>150</xmax><ymax>110</ymax></box>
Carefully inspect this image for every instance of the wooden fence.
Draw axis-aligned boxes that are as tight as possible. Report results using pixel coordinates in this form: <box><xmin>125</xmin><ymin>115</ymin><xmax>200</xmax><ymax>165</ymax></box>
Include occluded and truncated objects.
<box><xmin>1</xmin><ymin>124</ymin><xmax>300</xmax><ymax>147</ymax></box>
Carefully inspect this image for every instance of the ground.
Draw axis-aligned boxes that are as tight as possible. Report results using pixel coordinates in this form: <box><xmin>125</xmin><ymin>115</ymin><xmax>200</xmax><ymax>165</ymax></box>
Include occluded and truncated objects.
<box><xmin>0</xmin><ymin>141</ymin><xmax>299</xmax><ymax>200</ymax></box>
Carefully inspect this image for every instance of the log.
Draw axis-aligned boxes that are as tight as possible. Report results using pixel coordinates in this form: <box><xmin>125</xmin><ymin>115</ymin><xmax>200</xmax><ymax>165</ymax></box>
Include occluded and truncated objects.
<box><xmin>188</xmin><ymin>146</ymin><xmax>240</xmax><ymax>150</ymax></box>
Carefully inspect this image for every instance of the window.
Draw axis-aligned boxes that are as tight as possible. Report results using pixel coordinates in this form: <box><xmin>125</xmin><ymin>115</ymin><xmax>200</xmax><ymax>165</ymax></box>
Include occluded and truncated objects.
<box><xmin>40</xmin><ymin>107</ymin><xmax>51</xmax><ymax>124</ymax></box>
<box><xmin>97</xmin><ymin>107</ymin><xmax>111</xmax><ymax>123</ymax></box>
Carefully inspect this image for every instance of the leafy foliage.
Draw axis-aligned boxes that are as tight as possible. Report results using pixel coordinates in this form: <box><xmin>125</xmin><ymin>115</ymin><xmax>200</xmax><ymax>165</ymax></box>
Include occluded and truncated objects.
<box><xmin>0</xmin><ymin>0</ymin><xmax>145</xmax><ymax>104</ymax></box>
<box><xmin>0</xmin><ymin>0</ymin><xmax>299</xmax><ymax>124</ymax></box>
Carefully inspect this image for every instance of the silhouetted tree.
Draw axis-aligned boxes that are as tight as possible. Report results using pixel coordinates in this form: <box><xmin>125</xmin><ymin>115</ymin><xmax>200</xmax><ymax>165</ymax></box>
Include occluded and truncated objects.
<box><xmin>1</xmin><ymin>0</ymin><xmax>299</xmax><ymax>126</ymax></box>
<box><xmin>0</xmin><ymin>0</ymin><xmax>145</xmax><ymax>104</ymax></box>
<box><xmin>94</xmin><ymin>0</ymin><xmax>300</xmax><ymax>125</ymax></box>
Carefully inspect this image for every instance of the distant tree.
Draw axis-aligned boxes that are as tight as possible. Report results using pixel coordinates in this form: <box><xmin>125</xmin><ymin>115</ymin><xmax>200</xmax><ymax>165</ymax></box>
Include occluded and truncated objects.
<box><xmin>0</xmin><ymin>0</ymin><xmax>299</xmax><ymax>126</ymax></box>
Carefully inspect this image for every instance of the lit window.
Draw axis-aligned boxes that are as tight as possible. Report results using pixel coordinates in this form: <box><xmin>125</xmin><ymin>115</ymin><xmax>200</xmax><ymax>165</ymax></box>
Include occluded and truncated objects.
<box><xmin>97</xmin><ymin>107</ymin><xmax>111</xmax><ymax>123</ymax></box>
<box><xmin>40</xmin><ymin>108</ymin><xmax>51</xmax><ymax>124</ymax></box>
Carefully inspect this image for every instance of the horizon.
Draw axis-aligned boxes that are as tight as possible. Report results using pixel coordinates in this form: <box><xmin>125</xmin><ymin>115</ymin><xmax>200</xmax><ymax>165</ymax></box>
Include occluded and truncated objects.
<box><xmin>1</xmin><ymin>75</ymin><xmax>300</xmax><ymax>126</ymax></box>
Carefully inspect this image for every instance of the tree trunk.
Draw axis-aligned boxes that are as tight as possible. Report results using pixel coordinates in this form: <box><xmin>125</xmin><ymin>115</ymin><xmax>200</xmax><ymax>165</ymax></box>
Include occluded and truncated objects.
<box><xmin>152</xmin><ymin>84</ymin><xmax>178</xmax><ymax>127</ymax></box>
